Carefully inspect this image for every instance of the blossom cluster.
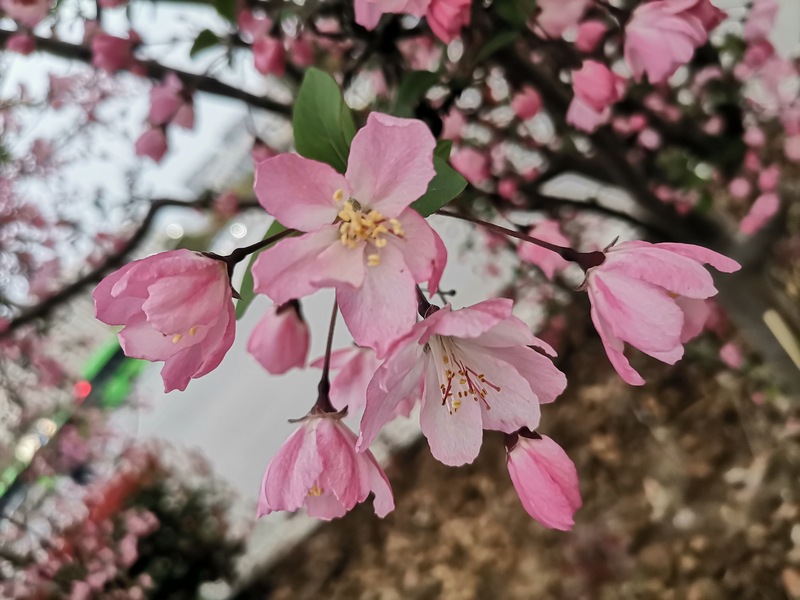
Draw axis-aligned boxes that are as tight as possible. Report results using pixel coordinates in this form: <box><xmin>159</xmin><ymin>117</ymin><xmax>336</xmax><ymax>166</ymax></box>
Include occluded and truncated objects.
<box><xmin>93</xmin><ymin>108</ymin><xmax>740</xmax><ymax>530</ymax></box>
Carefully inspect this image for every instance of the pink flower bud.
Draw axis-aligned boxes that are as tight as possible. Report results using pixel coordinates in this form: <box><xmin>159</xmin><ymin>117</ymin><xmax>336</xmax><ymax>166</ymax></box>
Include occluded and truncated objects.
<box><xmin>91</xmin><ymin>32</ymin><xmax>135</xmax><ymax>72</ymax></box>
<box><xmin>426</xmin><ymin>0</ymin><xmax>471</xmax><ymax>43</ymax></box>
<box><xmin>6</xmin><ymin>32</ymin><xmax>35</xmax><ymax>55</ymax></box>
<box><xmin>451</xmin><ymin>147</ymin><xmax>490</xmax><ymax>185</ymax></box>
<box><xmin>719</xmin><ymin>341</ymin><xmax>744</xmax><ymax>369</ymax></box>
<box><xmin>253</xmin><ymin>37</ymin><xmax>285</xmax><ymax>76</ymax></box>
<box><xmin>757</xmin><ymin>165</ymin><xmax>780</xmax><ymax>192</ymax></box>
<box><xmin>134</xmin><ymin>127</ymin><xmax>168</xmax><ymax>163</ymax></box>
<box><xmin>0</xmin><ymin>0</ymin><xmax>50</xmax><ymax>27</ymax></box>
<box><xmin>728</xmin><ymin>177</ymin><xmax>752</xmax><ymax>200</ymax></box>
<box><xmin>247</xmin><ymin>302</ymin><xmax>310</xmax><ymax>374</ymax></box>
<box><xmin>511</xmin><ymin>86</ymin><xmax>542</xmax><ymax>120</ymax></box>
<box><xmin>574</xmin><ymin>20</ymin><xmax>607</xmax><ymax>53</ymax></box>
<box><xmin>507</xmin><ymin>434</ymin><xmax>582</xmax><ymax>530</ymax></box>
<box><xmin>740</xmin><ymin>193</ymin><xmax>779</xmax><ymax>235</ymax></box>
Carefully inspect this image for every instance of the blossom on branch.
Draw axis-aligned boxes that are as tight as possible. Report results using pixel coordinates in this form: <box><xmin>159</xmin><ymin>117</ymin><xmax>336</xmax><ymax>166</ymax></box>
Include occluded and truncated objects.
<box><xmin>258</xmin><ymin>414</ymin><xmax>394</xmax><ymax>520</ymax></box>
<box><xmin>506</xmin><ymin>431</ymin><xmax>582</xmax><ymax>530</ymax></box>
<box><xmin>359</xmin><ymin>298</ymin><xmax>567</xmax><ymax>466</ymax></box>
<box><xmin>586</xmin><ymin>241</ymin><xmax>740</xmax><ymax>386</ymax></box>
<box><xmin>252</xmin><ymin>113</ymin><xmax>446</xmax><ymax>356</ymax></box>
<box><xmin>247</xmin><ymin>302</ymin><xmax>310</xmax><ymax>374</ymax></box>
<box><xmin>93</xmin><ymin>250</ymin><xmax>236</xmax><ymax>392</ymax></box>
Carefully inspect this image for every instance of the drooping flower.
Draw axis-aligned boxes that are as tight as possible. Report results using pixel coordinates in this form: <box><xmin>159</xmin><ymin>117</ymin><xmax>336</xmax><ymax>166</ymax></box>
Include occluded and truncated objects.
<box><xmin>566</xmin><ymin>60</ymin><xmax>623</xmax><ymax>132</ymax></box>
<box><xmin>506</xmin><ymin>431</ymin><xmax>581</xmax><ymax>530</ymax></box>
<box><xmin>252</xmin><ymin>113</ymin><xmax>446</xmax><ymax>356</ymax></box>
<box><xmin>359</xmin><ymin>298</ymin><xmax>567</xmax><ymax>466</ymax></box>
<box><xmin>585</xmin><ymin>241</ymin><xmax>740</xmax><ymax>385</ymax></box>
<box><xmin>93</xmin><ymin>250</ymin><xmax>235</xmax><ymax>392</ymax></box>
<box><xmin>517</xmin><ymin>220</ymin><xmax>571</xmax><ymax>279</ymax></box>
<box><xmin>247</xmin><ymin>302</ymin><xmax>310</xmax><ymax>374</ymax></box>
<box><xmin>258</xmin><ymin>414</ymin><xmax>394</xmax><ymax>520</ymax></box>
<box><xmin>624</xmin><ymin>0</ymin><xmax>723</xmax><ymax>84</ymax></box>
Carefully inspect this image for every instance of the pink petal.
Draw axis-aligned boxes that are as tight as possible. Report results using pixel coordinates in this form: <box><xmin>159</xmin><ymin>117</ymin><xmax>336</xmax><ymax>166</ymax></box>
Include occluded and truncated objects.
<box><xmin>675</xmin><ymin>296</ymin><xmax>710</xmax><ymax>343</ymax></box>
<box><xmin>359</xmin><ymin>334</ymin><xmax>426</xmax><ymax>450</ymax></box>
<box><xmin>507</xmin><ymin>435</ymin><xmax>581</xmax><ymax>530</ymax></box>
<box><xmin>304</xmin><ymin>487</ymin><xmax>348</xmax><ymax>519</ymax></box>
<box><xmin>488</xmin><ymin>346</ymin><xmax>567</xmax><ymax>404</ymax></box>
<box><xmin>389</xmin><ymin>208</ymin><xmax>447</xmax><ymax>294</ymax></box>
<box><xmin>252</xmin><ymin>228</ymin><xmax>341</xmax><ymax>305</ymax></box>
<box><xmin>605</xmin><ymin>242</ymin><xmax>719</xmax><ymax>299</ymax></box>
<box><xmin>422</xmin><ymin>298</ymin><xmax>513</xmax><ymax>343</ymax></box>
<box><xmin>259</xmin><ymin>422</ymin><xmax>322</xmax><ymax>516</ymax></box>
<box><xmin>337</xmin><ymin>243</ymin><xmax>417</xmax><ymax>356</ymax></box>
<box><xmin>419</xmin><ymin>364</ymin><xmax>484</xmax><ymax>466</ymax></box>
<box><xmin>247</xmin><ymin>304</ymin><xmax>310</xmax><ymax>374</ymax></box>
<box><xmin>649</xmin><ymin>242</ymin><xmax>741</xmax><ymax>273</ymax></box>
<box><xmin>93</xmin><ymin>261</ymin><xmax>143</xmax><ymax>325</ymax></box>
<box><xmin>345</xmin><ymin>113</ymin><xmax>436</xmax><ymax>217</ymax></box>
<box><xmin>254</xmin><ymin>154</ymin><xmax>348</xmax><ymax>232</ymax></box>
<box><xmin>590</xmin><ymin>303</ymin><xmax>645</xmax><ymax>386</ymax></box>
<box><xmin>590</xmin><ymin>269</ymin><xmax>684</xmax><ymax>353</ymax></box>
<box><xmin>359</xmin><ymin>451</ymin><xmax>395</xmax><ymax>517</ymax></box>
<box><xmin>315</xmin><ymin>420</ymin><xmax>362</xmax><ymax>511</ymax></box>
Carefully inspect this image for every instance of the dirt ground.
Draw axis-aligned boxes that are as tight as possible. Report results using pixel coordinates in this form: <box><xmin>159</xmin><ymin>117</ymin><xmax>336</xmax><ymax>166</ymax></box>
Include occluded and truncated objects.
<box><xmin>235</xmin><ymin>314</ymin><xmax>800</xmax><ymax>600</ymax></box>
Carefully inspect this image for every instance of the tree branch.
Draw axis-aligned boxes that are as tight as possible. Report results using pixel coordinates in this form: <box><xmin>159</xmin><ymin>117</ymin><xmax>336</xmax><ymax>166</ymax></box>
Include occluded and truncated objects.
<box><xmin>0</xmin><ymin>28</ymin><xmax>292</xmax><ymax>116</ymax></box>
<box><xmin>1</xmin><ymin>195</ymin><xmax>260</xmax><ymax>338</ymax></box>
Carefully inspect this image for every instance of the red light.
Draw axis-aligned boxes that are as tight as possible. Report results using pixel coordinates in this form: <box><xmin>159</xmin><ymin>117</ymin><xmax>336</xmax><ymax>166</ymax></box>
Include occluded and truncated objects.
<box><xmin>74</xmin><ymin>380</ymin><xmax>92</xmax><ymax>403</ymax></box>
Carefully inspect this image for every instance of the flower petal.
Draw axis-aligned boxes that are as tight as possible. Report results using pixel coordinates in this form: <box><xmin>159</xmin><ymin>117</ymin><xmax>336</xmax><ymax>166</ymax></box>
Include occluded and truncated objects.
<box><xmin>336</xmin><ymin>243</ymin><xmax>417</xmax><ymax>356</ymax></box>
<box><xmin>345</xmin><ymin>113</ymin><xmax>436</xmax><ymax>217</ymax></box>
<box><xmin>315</xmin><ymin>420</ymin><xmax>362</xmax><ymax>511</ymax></box>
<box><xmin>650</xmin><ymin>242</ymin><xmax>741</xmax><ymax>273</ymax></box>
<box><xmin>93</xmin><ymin>261</ymin><xmax>143</xmax><ymax>325</ymax></box>
<box><xmin>252</xmin><ymin>228</ymin><xmax>340</xmax><ymax>305</ymax></box>
<box><xmin>486</xmin><ymin>346</ymin><xmax>567</xmax><ymax>404</ymax></box>
<box><xmin>254</xmin><ymin>154</ymin><xmax>347</xmax><ymax>232</ymax></box>
<box><xmin>389</xmin><ymin>208</ymin><xmax>447</xmax><ymax>294</ymax></box>
<box><xmin>419</xmin><ymin>363</ymin><xmax>483</xmax><ymax>466</ymax></box>
<box><xmin>589</xmin><ymin>303</ymin><xmax>645</xmax><ymax>386</ymax></box>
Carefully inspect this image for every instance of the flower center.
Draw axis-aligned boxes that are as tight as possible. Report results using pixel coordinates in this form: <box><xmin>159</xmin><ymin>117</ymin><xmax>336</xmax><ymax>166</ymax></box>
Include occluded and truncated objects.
<box><xmin>428</xmin><ymin>335</ymin><xmax>500</xmax><ymax>415</ymax></box>
<box><xmin>166</xmin><ymin>325</ymin><xmax>199</xmax><ymax>344</ymax></box>
<box><xmin>307</xmin><ymin>483</ymin><xmax>323</xmax><ymax>497</ymax></box>
<box><xmin>333</xmin><ymin>191</ymin><xmax>404</xmax><ymax>267</ymax></box>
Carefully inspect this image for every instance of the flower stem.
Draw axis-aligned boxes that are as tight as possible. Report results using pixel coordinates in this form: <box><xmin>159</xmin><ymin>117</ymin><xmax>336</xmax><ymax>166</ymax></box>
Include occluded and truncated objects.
<box><xmin>436</xmin><ymin>209</ymin><xmax>605</xmax><ymax>271</ymax></box>
<box><xmin>315</xmin><ymin>299</ymin><xmax>339</xmax><ymax>414</ymax></box>
<box><xmin>214</xmin><ymin>227</ymin><xmax>296</xmax><ymax>267</ymax></box>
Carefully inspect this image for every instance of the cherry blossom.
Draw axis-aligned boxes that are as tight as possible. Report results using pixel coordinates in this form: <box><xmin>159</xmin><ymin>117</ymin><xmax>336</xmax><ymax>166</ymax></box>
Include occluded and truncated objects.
<box><xmin>353</xmin><ymin>0</ymin><xmax>469</xmax><ymax>43</ymax></box>
<box><xmin>567</xmin><ymin>60</ymin><xmax>623</xmax><ymax>132</ymax></box>
<box><xmin>511</xmin><ymin>86</ymin><xmax>542</xmax><ymax>121</ymax></box>
<box><xmin>0</xmin><ymin>0</ymin><xmax>50</xmax><ymax>27</ymax></box>
<box><xmin>506</xmin><ymin>431</ymin><xmax>581</xmax><ymax>530</ymax></box>
<box><xmin>740</xmin><ymin>193</ymin><xmax>779</xmax><ymax>235</ymax></box>
<box><xmin>359</xmin><ymin>298</ymin><xmax>567</xmax><ymax>466</ymax></box>
<box><xmin>586</xmin><ymin>241</ymin><xmax>741</xmax><ymax>386</ymax></box>
<box><xmin>258</xmin><ymin>414</ymin><xmax>394</xmax><ymax>520</ymax></box>
<box><xmin>535</xmin><ymin>0</ymin><xmax>589</xmax><ymax>38</ymax></box>
<box><xmin>624</xmin><ymin>0</ymin><xmax>723</xmax><ymax>84</ymax></box>
<box><xmin>247</xmin><ymin>302</ymin><xmax>310</xmax><ymax>374</ymax></box>
<box><xmin>575</xmin><ymin>20</ymin><xmax>607</xmax><ymax>53</ymax></box>
<box><xmin>252</xmin><ymin>113</ymin><xmax>446</xmax><ymax>356</ymax></box>
<box><xmin>134</xmin><ymin>127</ymin><xmax>168</xmax><ymax>162</ymax></box>
<box><xmin>93</xmin><ymin>250</ymin><xmax>236</xmax><ymax>392</ymax></box>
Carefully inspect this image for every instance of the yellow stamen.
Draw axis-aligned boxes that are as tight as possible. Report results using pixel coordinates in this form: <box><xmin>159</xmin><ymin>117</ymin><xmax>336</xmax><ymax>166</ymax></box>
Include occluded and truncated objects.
<box><xmin>172</xmin><ymin>334</ymin><xmax>183</xmax><ymax>344</ymax></box>
<box><xmin>367</xmin><ymin>254</ymin><xmax>381</xmax><ymax>267</ymax></box>
<box><xmin>308</xmin><ymin>484</ymin><xmax>323</xmax><ymax>497</ymax></box>
<box><xmin>332</xmin><ymin>189</ymin><xmax>346</xmax><ymax>204</ymax></box>
<box><xmin>188</xmin><ymin>326</ymin><xmax>199</xmax><ymax>336</ymax></box>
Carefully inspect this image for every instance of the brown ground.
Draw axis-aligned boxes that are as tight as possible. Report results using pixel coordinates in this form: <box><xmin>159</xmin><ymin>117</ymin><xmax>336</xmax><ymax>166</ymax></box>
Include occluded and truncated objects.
<box><xmin>235</xmin><ymin>315</ymin><xmax>800</xmax><ymax>600</ymax></box>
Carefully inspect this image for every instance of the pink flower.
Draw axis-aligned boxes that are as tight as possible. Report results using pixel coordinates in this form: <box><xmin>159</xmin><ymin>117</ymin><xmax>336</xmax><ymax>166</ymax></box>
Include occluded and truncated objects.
<box><xmin>586</xmin><ymin>241</ymin><xmax>740</xmax><ymax>386</ymax></box>
<box><xmin>575</xmin><ymin>20</ymin><xmax>607</xmax><ymax>53</ymax></box>
<box><xmin>506</xmin><ymin>432</ymin><xmax>581</xmax><ymax>530</ymax></box>
<box><xmin>287</xmin><ymin>36</ymin><xmax>314</xmax><ymax>67</ymax></box>
<box><xmin>238</xmin><ymin>9</ymin><xmax>271</xmax><ymax>40</ymax></box>
<box><xmin>719</xmin><ymin>341</ymin><xmax>743</xmax><ymax>369</ymax></box>
<box><xmin>148</xmin><ymin>73</ymin><xmax>185</xmax><ymax>126</ymax></box>
<box><xmin>536</xmin><ymin>0</ymin><xmax>589</xmax><ymax>38</ymax></box>
<box><xmin>425</xmin><ymin>0</ymin><xmax>471</xmax><ymax>43</ymax></box>
<box><xmin>258</xmin><ymin>415</ymin><xmax>394</xmax><ymax>520</ymax></box>
<box><xmin>134</xmin><ymin>127</ymin><xmax>168</xmax><ymax>162</ymax></box>
<box><xmin>91</xmin><ymin>32</ymin><xmax>135</xmax><ymax>72</ymax></box>
<box><xmin>247</xmin><ymin>302</ymin><xmax>310</xmax><ymax>374</ymax></box>
<box><xmin>253</xmin><ymin>37</ymin><xmax>285</xmax><ymax>76</ymax></box>
<box><xmin>354</xmin><ymin>0</ymin><xmax>429</xmax><ymax>32</ymax></box>
<box><xmin>740</xmin><ymin>193</ymin><xmax>779</xmax><ymax>235</ymax></box>
<box><xmin>511</xmin><ymin>86</ymin><xmax>542</xmax><ymax>120</ymax></box>
<box><xmin>758</xmin><ymin>165</ymin><xmax>780</xmax><ymax>192</ymax></box>
<box><xmin>6</xmin><ymin>32</ymin><xmax>35</xmax><ymax>55</ymax></box>
<box><xmin>252</xmin><ymin>113</ymin><xmax>446</xmax><ymax>356</ymax></box>
<box><xmin>744</xmin><ymin>0</ymin><xmax>778</xmax><ymax>42</ymax></box>
<box><xmin>566</xmin><ymin>60</ymin><xmax>622</xmax><ymax>132</ymax></box>
<box><xmin>359</xmin><ymin>299</ymin><xmax>567</xmax><ymax>466</ymax></box>
<box><xmin>786</xmin><ymin>136</ymin><xmax>800</xmax><ymax>164</ymax></box>
<box><xmin>728</xmin><ymin>177</ymin><xmax>752</xmax><ymax>200</ymax></box>
<box><xmin>624</xmin><ymin>0</ymin><xmax>722</xmax><ymax>84</ymax></box>
<box><xmin>498</xmin><ymin>178</ymin><xmax>519</xmax><ymax>201</ymax></box>
<box><xmin>0</xmin><ymin>0</ymin><xmax>50</xmax><ymax>27</ymax></box>
<box><xmin>517</xmin><ymin>220</ymin><xmax>570</xmax><ymax>279</ymax></box>
<box><xmin>93</xmin><ymin>250</ymin><xmax>236</xmax><ymax>392</ymax></box>
<box><xmin>451</xmin><ymin>147</ymin><xmax>490</xmax><ymax>186</ymax></box>
<box><xmin>441</xmin><ymin>107</ymin><xmax>467</xmax><ymax>141</ymax></box>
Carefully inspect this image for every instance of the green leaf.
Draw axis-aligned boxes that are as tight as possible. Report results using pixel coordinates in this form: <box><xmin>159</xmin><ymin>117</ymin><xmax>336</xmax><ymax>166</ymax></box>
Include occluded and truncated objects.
<box><xmin>412</xmin><ymin>156</ymin><xmax>467</xmax><ymax>217</ymax></box>
<box><xmin>434</xmin><ymin>139</ymin><xmax>453</xmax><ymax>160</ymax></box>
<box><xmin>494</xmin><ymin>0</ymin><xmax>537</xmax><ymax>28</ymax></box>
<box><xmin>393</xmin><ymin>71</ymin><xmax>441</xmax><ymax>118</ymax></box>
<box><xmin>190</xmin><ymin>29</ymin><xmax>220</xmax><ymax>58</ymax></box>
<box><xmin>475</xmin><ymin>30</ymin><xmax>519</xmax><ymax>62</ymax></box>
<box><xmin>293</xmin><ymin>68</ymin><xmax>357</xmax><ymax>173</ymax></box>
<box><xmin>236</xmin><ymin>220</ymin><xmax>287</xmax><ymax>320</ymax></box>
<box><xmin>213</xmin><ymin>0</ymin><xmax>237</xmax><ymax>23</ymax></box>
